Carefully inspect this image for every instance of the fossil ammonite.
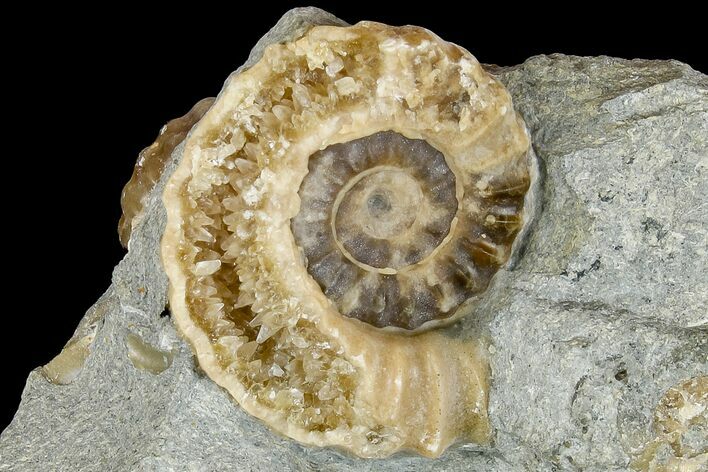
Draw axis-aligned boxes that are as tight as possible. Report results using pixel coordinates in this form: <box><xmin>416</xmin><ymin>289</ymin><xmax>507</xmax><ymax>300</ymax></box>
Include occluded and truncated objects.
<box><xmin>162</xmin><ymin>20</ymin><xmax>534</xmax><ymax>458</ymax></box>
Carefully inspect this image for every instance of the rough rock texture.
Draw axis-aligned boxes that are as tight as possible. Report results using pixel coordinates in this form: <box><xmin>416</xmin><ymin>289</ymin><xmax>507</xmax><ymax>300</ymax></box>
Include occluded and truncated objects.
<box><xmin>1</xmin><ymin>8</ymin><xmax>706</xmax><ymax>472</ymax></box>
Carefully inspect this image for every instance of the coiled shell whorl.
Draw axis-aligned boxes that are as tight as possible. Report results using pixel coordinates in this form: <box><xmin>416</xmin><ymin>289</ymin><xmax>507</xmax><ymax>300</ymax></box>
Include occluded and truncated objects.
<box><xmin>162</xmin><ymin>21</ymin><xmax>532</xmax><ymax>458</ymax></box>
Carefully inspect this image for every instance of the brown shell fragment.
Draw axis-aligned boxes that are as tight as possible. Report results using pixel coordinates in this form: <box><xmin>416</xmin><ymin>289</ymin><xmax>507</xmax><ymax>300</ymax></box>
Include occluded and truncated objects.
<box><xmin>119</xmin><ymin>98</ymin><xmax>214</xmax><ymax>247</ymax></box>
<box><xmin>162</xmin><ymin>21</ymin><xmax>533</xmax><ymax>458</ymax></box>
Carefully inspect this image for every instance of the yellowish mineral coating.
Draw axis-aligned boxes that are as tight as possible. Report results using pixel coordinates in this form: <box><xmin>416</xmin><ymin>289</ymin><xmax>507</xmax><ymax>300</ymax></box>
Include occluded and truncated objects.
<box><xmin>632</xmin><ymin>376</ymin><xmax>707</xmax><ymax>472</ymax></box>
<box><xmin>162</xmin><ymin>22</ymin><xmax>530</xmax><ymax>458</ymax></box>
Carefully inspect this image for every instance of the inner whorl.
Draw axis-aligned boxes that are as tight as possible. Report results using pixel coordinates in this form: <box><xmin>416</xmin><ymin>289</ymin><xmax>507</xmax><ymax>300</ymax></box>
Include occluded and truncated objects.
<box><xmin>292</xmin><ymin>131</ymin><xmax>527</xmax><ymax>330</ymax></box>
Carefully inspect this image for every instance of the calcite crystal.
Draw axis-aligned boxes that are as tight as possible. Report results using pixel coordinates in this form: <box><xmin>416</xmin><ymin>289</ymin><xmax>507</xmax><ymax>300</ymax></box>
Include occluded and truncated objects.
<box><xmin>633</xmin><ymin>376</ymin><xmax>707</xmax><ymax>470</ymax></box>
<box><xmin>162</xmin><ymin>21</ymin><xmax>533</xmax><ymax>457</ymax></box>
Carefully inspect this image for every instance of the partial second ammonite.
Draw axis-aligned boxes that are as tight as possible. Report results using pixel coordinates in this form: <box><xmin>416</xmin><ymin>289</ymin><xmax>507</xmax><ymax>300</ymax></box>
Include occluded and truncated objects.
<box><xmin>162</xmin><ymin>20</ymin><xmax>534</xmax><ymax>458</ymax></box>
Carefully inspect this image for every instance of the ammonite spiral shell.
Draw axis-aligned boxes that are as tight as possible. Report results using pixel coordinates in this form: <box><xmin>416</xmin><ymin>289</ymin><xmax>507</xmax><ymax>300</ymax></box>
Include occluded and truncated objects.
<box><xmin>162</xmin><ymin>21</ymin><xmax>532</xmax><ymax>458</ymax></box>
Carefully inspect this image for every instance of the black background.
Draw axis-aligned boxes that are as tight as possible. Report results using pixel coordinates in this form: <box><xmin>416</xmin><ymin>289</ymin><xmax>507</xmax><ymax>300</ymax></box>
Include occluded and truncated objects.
<box><xmin>3</xmin><ymin>2</ymin><xmax>704</xmax><ymax>430</ymax></box>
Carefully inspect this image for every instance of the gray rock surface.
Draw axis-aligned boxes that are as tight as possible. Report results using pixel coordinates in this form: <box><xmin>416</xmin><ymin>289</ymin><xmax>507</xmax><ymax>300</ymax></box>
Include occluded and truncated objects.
<box><xmin>1</xmin><ymin>7</ymin><xmax>706</xmax><ymax>472</ymax></box>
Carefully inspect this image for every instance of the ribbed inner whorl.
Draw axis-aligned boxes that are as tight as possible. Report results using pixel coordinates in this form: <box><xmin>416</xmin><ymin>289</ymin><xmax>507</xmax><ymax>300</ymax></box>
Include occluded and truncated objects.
<box><xmin>293</xmin><ymin>130</ymin><xmax>528</xmax><ymax>330</ymax></box>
